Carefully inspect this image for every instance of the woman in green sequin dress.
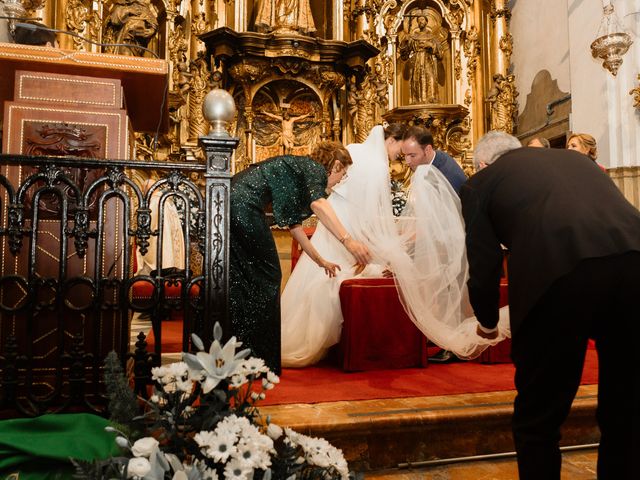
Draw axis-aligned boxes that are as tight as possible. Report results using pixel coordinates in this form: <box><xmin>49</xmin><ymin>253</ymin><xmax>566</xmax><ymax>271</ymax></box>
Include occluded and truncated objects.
<box><xmin>230</xmin><ymin>142</ymin><xmax>371</xmax><ymax>373</ymax></box>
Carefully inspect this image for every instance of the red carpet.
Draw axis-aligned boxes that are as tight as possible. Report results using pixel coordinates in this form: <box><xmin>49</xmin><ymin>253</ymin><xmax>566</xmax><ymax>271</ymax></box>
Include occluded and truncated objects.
<box><xmin>149</xmin><ymin>320</ymin><xmax>599</xmax><ymax>406</ymax></box>
<box><xmin>261</xmin><ymin>348</ymin><xmax>598</xmax><ymax>406</ymax></box>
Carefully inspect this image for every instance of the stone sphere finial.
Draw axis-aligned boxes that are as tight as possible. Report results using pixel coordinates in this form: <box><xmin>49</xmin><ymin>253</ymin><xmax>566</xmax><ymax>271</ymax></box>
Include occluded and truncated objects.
<box><xmin>202</xmin><ymin>89</ymin><xmax>236</xmax><ymax>137</ymax></box>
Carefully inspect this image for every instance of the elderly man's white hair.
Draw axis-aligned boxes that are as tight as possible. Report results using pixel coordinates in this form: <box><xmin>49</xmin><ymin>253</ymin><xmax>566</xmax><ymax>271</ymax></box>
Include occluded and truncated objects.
<box><xmin>473</xmin><ymin>131</ymin><xmax>522</xmax><ymax>169</ymax></box>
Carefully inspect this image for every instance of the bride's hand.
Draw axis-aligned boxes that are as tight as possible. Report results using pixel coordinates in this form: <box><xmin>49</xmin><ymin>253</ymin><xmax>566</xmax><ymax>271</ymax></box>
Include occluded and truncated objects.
<box><xmin>353</xmin><ymin>263</ymin><xmax>366</xmax><ymax>275</ymax></box>
<box><xmin>344</xmin><ymin>237</ymin><xmax>371</xmax><ymax>265</ymax></box>
<box><xmin>319</xmin><ymin>259</ymin><xmax>341</xmax><ymax>277</ymax></box>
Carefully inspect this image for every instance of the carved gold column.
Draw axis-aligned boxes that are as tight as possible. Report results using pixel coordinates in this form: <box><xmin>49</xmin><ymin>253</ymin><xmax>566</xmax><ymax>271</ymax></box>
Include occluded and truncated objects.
<box><xmin>488</xmin><ymin>0</ymin><xmax>517</xmax><ymax>134</ymax></box>
<box><xmin>489</xmin><ymin>0</ymin><xmax>510</xmax><ymax>77</ymax></box>
<box><xmin>190</xmin><ymin>0</ymin><xmax>212</xmax><ymax>54</ymax></box>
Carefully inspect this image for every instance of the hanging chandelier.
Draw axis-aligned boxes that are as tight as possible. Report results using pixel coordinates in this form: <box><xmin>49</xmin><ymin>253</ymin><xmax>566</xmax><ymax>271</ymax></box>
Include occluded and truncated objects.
<box><xmin>590</xmin><ymin>3</ymin><xmax>633</xmax><ymax>76</ymax></box>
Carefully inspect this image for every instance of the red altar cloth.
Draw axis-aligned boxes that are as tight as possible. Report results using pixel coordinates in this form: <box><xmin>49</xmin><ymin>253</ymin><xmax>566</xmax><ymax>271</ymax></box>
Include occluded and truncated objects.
<box><xmin>337</xmin><ymin>278</ymin><xmax>428</xmax><ymax>371</ymax></box>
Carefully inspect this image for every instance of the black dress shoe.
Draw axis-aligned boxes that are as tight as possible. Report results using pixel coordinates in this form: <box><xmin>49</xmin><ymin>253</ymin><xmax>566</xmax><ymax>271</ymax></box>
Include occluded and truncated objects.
<box><xmin>430</xmin><ymin>349</ymin><xmax>461</xmax><ymax>364</ymax></box>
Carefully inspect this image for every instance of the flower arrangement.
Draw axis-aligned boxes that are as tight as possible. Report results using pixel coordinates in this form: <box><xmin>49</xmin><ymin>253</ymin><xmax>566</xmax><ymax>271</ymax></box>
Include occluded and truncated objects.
<box><xmin>73</xmin><ymin>323</ymin><xmax>349</xmax><ymax>480</ymax></box>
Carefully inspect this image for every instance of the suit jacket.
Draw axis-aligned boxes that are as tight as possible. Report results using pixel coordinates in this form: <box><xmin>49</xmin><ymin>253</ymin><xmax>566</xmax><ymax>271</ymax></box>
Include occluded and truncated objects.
<box><xmin>432</xmin><ymin>150</ymin><xmax>467</xmax><ymax>195</ymax></box>
<box><xmin>461</xmin><ymin>147</ymin><xmax>640</xmax><ymax>334</ymax></box>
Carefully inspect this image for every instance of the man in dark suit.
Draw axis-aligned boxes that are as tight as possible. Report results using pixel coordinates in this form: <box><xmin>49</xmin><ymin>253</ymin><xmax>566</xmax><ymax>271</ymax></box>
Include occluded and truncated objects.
<box><xmin>402</xmin><ymin>125</ymin><xmax>467</xmax><ymax>194</ymax></box>
<box><xmin>461</xmin><ymin>131</ymin><xmax>640</xmax><ymax>479</ymax></box>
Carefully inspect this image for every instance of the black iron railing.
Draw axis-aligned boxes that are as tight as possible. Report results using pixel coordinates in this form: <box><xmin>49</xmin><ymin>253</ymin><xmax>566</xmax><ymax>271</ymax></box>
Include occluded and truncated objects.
<box><xmin>0</xmin><ymin>138</ymin><xmax>236</xmax><ymax>417</ymax></box>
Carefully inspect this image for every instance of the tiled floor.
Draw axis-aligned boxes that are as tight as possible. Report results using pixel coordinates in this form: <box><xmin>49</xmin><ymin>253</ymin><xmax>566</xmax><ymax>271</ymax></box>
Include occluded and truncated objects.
<box><xmin>366</xmin><ymin>449</ymin><xmax>598</xmax><ymax>479</ymax></box>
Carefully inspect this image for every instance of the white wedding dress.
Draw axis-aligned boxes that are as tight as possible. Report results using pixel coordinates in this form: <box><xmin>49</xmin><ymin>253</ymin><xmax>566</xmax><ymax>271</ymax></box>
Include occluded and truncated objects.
<box><xmin>281</xmin><ymin>126</ymin><xmax>509</xmax><ymax>367</ymax></box>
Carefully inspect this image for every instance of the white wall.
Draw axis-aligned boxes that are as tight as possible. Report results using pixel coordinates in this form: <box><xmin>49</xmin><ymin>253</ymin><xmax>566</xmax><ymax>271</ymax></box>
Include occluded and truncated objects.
<box><xmin>510</xmin><ymin>0</ymin><xmax>571</xmax><ymax>114</ymax></box>
<box><xmin>511</xmin><ymin>0</ymin><xmax>640</xmax><ymax>167</ymax></box>
<box><xmin>569</xmin><ymin>0</ymin><xmax>640</xmax><ymax>167</ymax></box>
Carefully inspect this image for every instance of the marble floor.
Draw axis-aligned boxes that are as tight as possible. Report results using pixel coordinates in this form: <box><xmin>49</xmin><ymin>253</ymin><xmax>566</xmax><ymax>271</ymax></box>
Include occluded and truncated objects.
<box><xmin>366</xmin><ymin>449</ymin><xmax>598</xmax><ymax>479</ymax></box>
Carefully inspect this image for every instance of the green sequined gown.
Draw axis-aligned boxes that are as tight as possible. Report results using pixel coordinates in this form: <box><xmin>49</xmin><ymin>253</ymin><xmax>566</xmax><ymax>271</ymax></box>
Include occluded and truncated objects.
<box><xmin>230</xmin><ymin>155</ymin><xmax>327</xmax><ymax>373</ymax></box>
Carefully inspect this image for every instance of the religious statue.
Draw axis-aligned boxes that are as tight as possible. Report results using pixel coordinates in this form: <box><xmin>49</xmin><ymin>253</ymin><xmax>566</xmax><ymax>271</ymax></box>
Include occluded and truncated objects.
<box><xmin>103</xmin><ymin>0</ymin><xmax>158</xmax><ymax>56</ymax></box>
<box><xmin>486</xmin><ymin>73</ymin><xmax>518</xmax><ymax>133</ymax></box>
<box><xmin>260</xmin><ymin>109</ymin><xmax>313</xmax><ymax>153</ymax></box>
<box><xmin>254</xmin><ymin>0</ymin><xmax>316</xmax><ymax>36</ymax></box>
<box><xmin>399</xmin><ymin>9</ymin><xmax>446</xmax><ymax>104</ymax></box>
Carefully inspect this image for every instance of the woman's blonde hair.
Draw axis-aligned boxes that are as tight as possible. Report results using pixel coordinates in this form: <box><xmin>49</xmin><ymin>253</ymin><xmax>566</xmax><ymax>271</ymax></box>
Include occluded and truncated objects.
<box><xmin>311</xmin><ymin>141</ymin><xmax>352</xmax><ymax>173</ymax></box>
<box><xmin>567</xmin><ymin>133</ymin><xmax>598</xmax><ymax>160</ymax></box>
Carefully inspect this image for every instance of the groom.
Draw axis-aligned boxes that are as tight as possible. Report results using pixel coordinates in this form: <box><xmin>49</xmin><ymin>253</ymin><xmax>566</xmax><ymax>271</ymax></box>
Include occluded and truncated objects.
<box><xmin>461</xmin><ymin>131</ymin><xmax>640</xmax><ymax>479</ymax></box>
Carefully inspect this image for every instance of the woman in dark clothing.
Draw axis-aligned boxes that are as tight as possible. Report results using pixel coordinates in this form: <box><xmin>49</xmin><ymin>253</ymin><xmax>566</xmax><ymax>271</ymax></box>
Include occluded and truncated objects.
<box><xmin>229</xmin><ymin>141</ymin><xmax>370</xmax><ymax>373</ymax></box>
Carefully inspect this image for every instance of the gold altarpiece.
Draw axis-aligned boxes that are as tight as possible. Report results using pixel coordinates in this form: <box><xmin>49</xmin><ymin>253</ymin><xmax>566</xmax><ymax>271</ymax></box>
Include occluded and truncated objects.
<box><xmin>2</xmin><ymin>0</ymin><xmax>518</xmax><ymax>177</ymax></box>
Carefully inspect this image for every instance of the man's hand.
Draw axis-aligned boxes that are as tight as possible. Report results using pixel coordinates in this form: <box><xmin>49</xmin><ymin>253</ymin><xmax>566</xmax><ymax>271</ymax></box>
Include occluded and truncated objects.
<box><xmin>476</xmin><ymin>325</ymin><xmax>499</xmax><ymax>340</ymax></box>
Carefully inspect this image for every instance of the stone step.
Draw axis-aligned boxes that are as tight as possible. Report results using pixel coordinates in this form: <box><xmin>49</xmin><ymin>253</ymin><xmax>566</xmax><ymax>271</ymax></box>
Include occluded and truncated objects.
<box><xmin>365</xmin><ymin>448</ymin><xmax>598</xmax><ymax>479</ymax></box>
<box><xmin>260</xmin><ymin>385</ymin><xmax>599</xmax><ymax>472</ymax></box>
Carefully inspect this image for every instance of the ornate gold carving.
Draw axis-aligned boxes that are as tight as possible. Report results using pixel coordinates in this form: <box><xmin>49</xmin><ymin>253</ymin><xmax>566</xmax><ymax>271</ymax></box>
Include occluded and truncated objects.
<box><xmin>103</xmin><ymin>0</ymin><xmax>159</xmax><ymax>56</ymax></box>
<box><xmin>254</xmin><ymin>0</ymin><xmax>317</xmax><ymax>36</ymax></box>
<box><xmin>169</xmin><ymin>23</ymin><xmax>188</xmax><ymax>71</ymax></box>
<box><xmin>191</xmin><ymin>12</ymin><xmax>209</xmax><ymax>37</ymax></box>
<box><xmin>490</xmin><ymin>3</ymin><xmax>512</xmax><ymax>21</ymax></box>
<box><xmin>462</xmin><ymin>26</ymin><xmax>480</xmax><ymax>85</ymax></box>
<box><xmin>499</xmin><ymin>32</ymin><xmax>513</xmax><ymax>66</ymax></box>
<box><xmin>65</xmin><ymin>0</ymin><xmax>92</xmax><ymax>51</ymax></box>
<box><xmin>347</xmin><ymin>75</ymin><xmax>376</xmax><ymax>143</ymax></box>
<box><xmin>229</xmin><ymin>59</ymin><xmax>272</xmax><ymax>85</ymax></box>
<box><xmin>631</xmin><ymin>75</ymin><xmax>640</xmax><ymax>109</ymax></box>
<box><xmin>187</xmin><ymin>54</ymin><xmax>214</xmax><ymax>141</ymax></box>
<box><xmin>486</xmin><ymin>73</ymin><xmax>518</xmax><ymax>133</ymax></box>
<box><xmin>454</xmin><ymin>51</ymin><xmax>462</xmax><ymax>81</ymax></box>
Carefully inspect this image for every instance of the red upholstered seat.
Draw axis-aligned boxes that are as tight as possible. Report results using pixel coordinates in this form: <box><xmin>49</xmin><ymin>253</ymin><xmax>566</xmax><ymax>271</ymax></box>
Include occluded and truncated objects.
<box><xmin>337</xmin><ymin>277</ymin><xmax>428</xmax><ymax>371</ymax></box>
<box><xmin>130</xmin><ymin>245</ymin><xmax>201</xmax><ymax>323</ymax></box>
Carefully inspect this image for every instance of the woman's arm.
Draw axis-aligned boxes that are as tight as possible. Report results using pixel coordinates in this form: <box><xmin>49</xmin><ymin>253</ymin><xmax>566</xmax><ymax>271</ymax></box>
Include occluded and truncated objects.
<box><xmin>290</xmin><ymin>225</ymin><xmax>340</xmax><ymax>277</ymax></box>
<box><xmin>310</xmin><ymin>198</ymin><xmax>371</xmax><ymax>265</ymax></box>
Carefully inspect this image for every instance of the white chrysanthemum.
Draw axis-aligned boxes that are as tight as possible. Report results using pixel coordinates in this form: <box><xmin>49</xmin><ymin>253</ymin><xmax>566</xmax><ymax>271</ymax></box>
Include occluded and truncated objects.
<box><xmin>223</xmin><ymin>458</ymin><xmax>252</xmax><ymax>480</ymax></box>
<box><xmin>167</xmin><ymin>361</ymin><xmax>189</xmax><ymax>378</ymax></box>
<box><xmin>151</xmin><ymin>366</ymin><xmax>168</xmax><ymax>382</ymax></box>
<box><xmin>206</xmin><ymin>431</ymin><xmax>237</xmax><ymax>463</ymax></box>
<box><xmin>176</xmin><ymin>378</ymin><xmax>194</xmax><ymax>393</ymax></box>
<box><xmin>266</xmin><ymin>371</ymin><xmax>280</xmax><ymax>384</ymax></box>
<box><xmin>217</xmin><ymin>414</ymin><xmax>252</xmax><ymax>439</ymax></box>
<box><xmin>194</xmin><ymin>430</ymin><xmax>217</xmax><ymax>449</ymax></box>
<box><xmin>234</xmin><ymin>439</ymin><xmax>271</xmax><ymax>470</ymax></box>
<box><xmin>261</xmin><ymin>378</ymin><xmax>275</xmax><ymax>390</ymax></box>
<box><xmin>241</xmin><ymin>358</ymin><xmax>268</xmax><ymax>376</ymax></box>
<box><xmin>229</xmin><ymin>374</ymin><xmax>248</xmax><ymax>388</ymax></box>
<box><xmin>284</xmin><ymin>428</ymin><xmax>301</xmax><ymax>445</ymax></box>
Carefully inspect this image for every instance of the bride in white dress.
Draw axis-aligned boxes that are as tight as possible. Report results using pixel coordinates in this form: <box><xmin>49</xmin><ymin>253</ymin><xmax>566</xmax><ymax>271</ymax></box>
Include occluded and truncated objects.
<box><xmin>281</xmin><ymin>126</ymin><xmax>509</xmax><ymax>367</ymax></box>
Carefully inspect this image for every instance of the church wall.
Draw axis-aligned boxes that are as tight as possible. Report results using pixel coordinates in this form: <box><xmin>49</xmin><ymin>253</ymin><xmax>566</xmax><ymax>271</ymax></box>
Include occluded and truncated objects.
<box><xmin>567</xmin><ymin>0</ymin><xmax>639</xmax><ymax>169</ymax></box>
<box><xmin>511</xmin><ymin>0</ymin><xmax>639</xmax><ymax>172</ymax></box>
<box><xmin>510</xmin><ymin>0</ymin><xmax>571</xmax><ymax>113</ymax></box>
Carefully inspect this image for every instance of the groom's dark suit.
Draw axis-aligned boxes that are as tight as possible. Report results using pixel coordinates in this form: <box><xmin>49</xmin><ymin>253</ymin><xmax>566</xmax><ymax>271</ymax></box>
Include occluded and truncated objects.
<box><xmin>461</xmin><ymin>147</ymin><xmax>640</xmax><ymax>480</ymax></box>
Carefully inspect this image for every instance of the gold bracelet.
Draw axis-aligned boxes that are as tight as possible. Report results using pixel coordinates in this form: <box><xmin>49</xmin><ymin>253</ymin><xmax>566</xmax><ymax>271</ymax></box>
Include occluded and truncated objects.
<box><xmin>339</xmin><ymin>233</ymin><xmax>350</xmax><ymax>244</ymax></box>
